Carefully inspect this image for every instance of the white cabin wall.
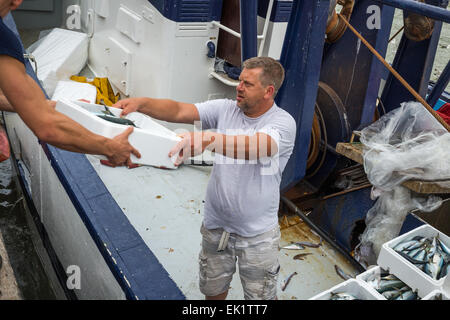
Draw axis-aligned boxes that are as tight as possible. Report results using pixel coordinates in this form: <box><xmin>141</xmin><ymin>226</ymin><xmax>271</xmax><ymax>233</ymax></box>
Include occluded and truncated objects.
<box><xmin>256</xmin><ymin>16</ymin><xmax>288</xmax><ymax>60</ymax></box>
<box><xmin>85</xmin><ymin>0</ymin><xmax>236</xmax><ymax>108</ymax></box>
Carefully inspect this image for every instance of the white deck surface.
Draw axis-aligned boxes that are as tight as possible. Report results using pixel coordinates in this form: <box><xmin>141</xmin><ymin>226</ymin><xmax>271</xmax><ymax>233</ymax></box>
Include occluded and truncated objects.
<box><xmin>86</xmin><ymin>154</ymin><xmax>360</xmax><ymax>300</ymax></box>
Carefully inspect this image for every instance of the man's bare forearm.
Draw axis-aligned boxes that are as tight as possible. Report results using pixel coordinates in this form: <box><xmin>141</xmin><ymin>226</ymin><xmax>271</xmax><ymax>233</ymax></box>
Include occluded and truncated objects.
<box><xmin>204</xmin><ymin>132</ymin><xmax>277</xmax><ymax>160</ymax></box>
<box><xmin>138</xmin><ymin>98</ymin><xmax>182</xmax><ymax>122</ymax></box>
<box><xmin>0</xmin><ymin>94</ymin><xmax>15</xmax><ymax>112</ymax></box>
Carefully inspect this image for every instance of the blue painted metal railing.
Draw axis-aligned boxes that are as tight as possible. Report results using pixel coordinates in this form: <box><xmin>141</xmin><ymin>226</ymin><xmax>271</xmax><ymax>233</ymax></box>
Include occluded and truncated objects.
<box><xmin>376</xmin><ymin>0</ymin><xmax>450</xmax><ymax>23</ymax></box>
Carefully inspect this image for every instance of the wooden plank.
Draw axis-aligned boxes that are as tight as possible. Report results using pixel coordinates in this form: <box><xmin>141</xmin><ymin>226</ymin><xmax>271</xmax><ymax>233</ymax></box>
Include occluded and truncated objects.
<box><xmin>336</xmin><ymin>142</ymin><xmax>450</xmax><ymax>194</ymax></box>
<box><xmin>336</xmin><ymin>142</ymin><xmax>365</xmax><ymax>165</ymax></box>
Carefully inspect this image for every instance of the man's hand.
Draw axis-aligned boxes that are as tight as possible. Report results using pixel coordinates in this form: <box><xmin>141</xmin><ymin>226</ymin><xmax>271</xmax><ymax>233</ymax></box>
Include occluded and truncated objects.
<box><xmin>106</xmin><ymin>127</ymin><xmax>141</xmax><ymax>167</ymax></box>
<box><xmin>113</xmin><ymin>98</ymin><xmax>144</xmax><ymax>117</ymax></box>
<box><xmin>168</xmin><ymin>132</ymin><xmax>215</xmax><ymax>166</ymax></box>
<box><xmin>47</xmin><ymin>100</ymin><xmax>56</xmax><ymax>109</ymax></box>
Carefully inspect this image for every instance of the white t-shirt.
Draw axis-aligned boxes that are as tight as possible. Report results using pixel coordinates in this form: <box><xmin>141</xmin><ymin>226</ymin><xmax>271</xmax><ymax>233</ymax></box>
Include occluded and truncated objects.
<box><xmin>195</xmin><ymin>99</ymin><xmax>297</xmax><ymax>237</ymax></box>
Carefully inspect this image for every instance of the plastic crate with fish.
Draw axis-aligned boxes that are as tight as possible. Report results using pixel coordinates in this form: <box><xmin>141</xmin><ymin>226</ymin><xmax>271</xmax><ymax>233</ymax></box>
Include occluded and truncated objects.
<box><xmin>377</xmin><ymin>224</ymin><xmax>450</xmax><ymax>298</ymax></box>
<box><xmin>309</xmin><ymin>279</ymin><xmax>382</xmax><ymax>300</ymax></box>
<box><xmin>422</xmin><ymin>289</ymin><xmax>450</xmax><ymax>300</ymax></box>
<box><xmin>55</xmin><ymin>99</ymin><xmax>182</xmax><ymax>168</ymax></box>
<box><xmin>356</xmin><ymin>265</ymin><xmax>421</xmax><ymax>300</ymax></box>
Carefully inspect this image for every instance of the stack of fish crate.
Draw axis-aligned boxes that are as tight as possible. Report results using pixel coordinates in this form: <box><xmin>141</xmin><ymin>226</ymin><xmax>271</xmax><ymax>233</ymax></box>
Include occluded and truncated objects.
<box><xmin>310</xmin><ymin>224</ymin><xmax>450</xmax><ymax>300</ymax></box>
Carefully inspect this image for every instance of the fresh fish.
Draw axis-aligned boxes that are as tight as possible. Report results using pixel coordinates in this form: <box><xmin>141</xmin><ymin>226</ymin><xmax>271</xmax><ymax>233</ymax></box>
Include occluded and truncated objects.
<box><xmin>334</xmin><ymin>265</ymin><xmax>352</xmax><ymax>280</ymax></box>
<box><xmin>412</xmin><ymin>249</ymin><xmax>427</xmax><ymax>262</ymax></box>
<box><xmin>395</xmin><ymin>289</ymin><xmax>418</xmax><ymax>301</ymax></box>
<box><xmin>438</xmin><ymin>261</ymin><xmax>450</xmax><ymax>280</ymax></box>
<box><xmin>380</xmin><ymin>274</ymin><xmax>399</xmax><ymax>281</ymax></box>
<box><xmin>429</xmin><ymin>252</ymin><xmax>444</xmax><ymax>280</ymax></box>
<box><xmin>393</xmin><ymin>240</ymin><xmax>419</xmax><ymax>252</ymax></box>
<box><xmin>293</xmin><ymin>253</ymin><xmax>312</xmax><ymax>260</ymax></box>
<box><xmin>293</xmin><ymin>241</ymin><xmax>321</xmax><ymax>248</ymax></box>
<box><xmin>281</xmin><ymin>272</ymin><xmax>297</xmax><ymax>291</ymax></box>
<box><xmin>394</xmin><ymin>235</ymin><xmax>450</xmax><ymax>281</ymax></box>
<box><xmin>97</xmin><ymin>114</ymin><xmax>137</xmax><ymax>127</ymax></box>
<box><xmin>437</xmin><ymin>237</ymin><xmax>450</xmax><ymax>255</ymax></box>
<box><xmin>408</xmin><ymin>246</ymin><xmax>426</xmax><ymax>258</ymax></box>
<box><xmin>396</xmin><ymin>250</ymin><xmax>428</xmax><ymax>265</ymax></box>
<box><xmin>404</xmin><ymin>238</ymin><xmax>428</xmax><ymax>252</ymax></box>
<box><xmin>382</xmin><ymin>289</ymin><xmax>403</xmax><ymax>300</ymax></box>
<box><xmin>280</xmin><ymin>243</ymin><xmax>305</xmax><ymax>250</ymax></box>
<box><xmin>329</xmin><ymin>292</ymin><xmax>358</xmax><ymax>300</ymax></box>
<box><xmin>378</xmin><ymin>279</ymin><xmax>405</xmax><ymax>293</ymax></box>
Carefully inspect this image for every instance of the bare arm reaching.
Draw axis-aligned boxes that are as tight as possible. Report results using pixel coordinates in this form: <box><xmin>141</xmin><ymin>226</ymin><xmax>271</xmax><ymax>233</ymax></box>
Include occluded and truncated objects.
<box><xmin>114</xmin><ymin>97</ymin><xmax>200</xmax><ymax>124</ymax></box>
<box><xmin>0</xmin><ymin>55</ymin><xmax>141</xmax><ymax>166</ymax></box>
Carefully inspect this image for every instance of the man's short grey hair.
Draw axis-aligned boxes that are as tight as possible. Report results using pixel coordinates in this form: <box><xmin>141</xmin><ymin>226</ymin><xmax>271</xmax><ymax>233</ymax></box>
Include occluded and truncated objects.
<box><xmin>242</xmin><ymin>57</ymin><xmax>285</xmax><ymax>97</ymax></box>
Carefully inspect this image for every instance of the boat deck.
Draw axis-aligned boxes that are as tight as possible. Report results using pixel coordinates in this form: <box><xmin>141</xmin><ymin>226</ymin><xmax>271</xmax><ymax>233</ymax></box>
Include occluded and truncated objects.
<box><xmin>86</xmin><ymin>154</ymin><xmax>359</xmax><ymax>299</ymax></box>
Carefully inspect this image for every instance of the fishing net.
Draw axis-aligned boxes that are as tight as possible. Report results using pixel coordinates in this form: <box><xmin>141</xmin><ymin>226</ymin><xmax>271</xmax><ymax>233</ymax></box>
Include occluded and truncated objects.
<box><xmin>355</xmin><ymin>101</ymin><xmax>450</xmax><ymax>266</ymax></box>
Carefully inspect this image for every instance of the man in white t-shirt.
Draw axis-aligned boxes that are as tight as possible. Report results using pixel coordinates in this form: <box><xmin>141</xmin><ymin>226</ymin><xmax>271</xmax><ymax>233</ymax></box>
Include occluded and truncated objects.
<box><xmin>114</xmin><ymin>57</ymin><xmax>297</xmax><ymax>300</ymax></box>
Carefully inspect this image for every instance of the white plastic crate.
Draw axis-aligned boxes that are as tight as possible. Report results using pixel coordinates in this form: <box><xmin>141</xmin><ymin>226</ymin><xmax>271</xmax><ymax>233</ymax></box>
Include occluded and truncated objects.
<box><xmin>55</xmin><ymin>99</ymin><xmax>181</xmax><ymax>168</ymax></box>
<box><xmin>32</xmin><ymin>28</ymin><xmax>89</xmax><ymax>97</ymax></box>
<box><xmin>356</xmin><ymin>265</ymin><xmax>421</xmax><ymax>300</ymax></box>
<box><xmin>422</xmin><ymin>289</ymin><xmax>450</xmax><ymax>300</ymax></box>
<box><xmin>52</xmin><ymin>80</ymin><xmax>97</xmax><ymax>104</ymax></box>
<box><xmin>377</xmin><ymin>224</ymin><xmax>450</xmax><ymax>298</ymax></box>
<box><xmin>309</xmin><ymin>279</ymin><xmax>382</xmax><ymax>300</ymax></box>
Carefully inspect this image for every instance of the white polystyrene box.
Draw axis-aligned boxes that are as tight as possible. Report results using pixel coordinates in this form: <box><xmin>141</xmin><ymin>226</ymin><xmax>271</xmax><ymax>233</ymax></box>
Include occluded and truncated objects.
<box><xmin>422</xmin><ymin>289</ymin><xmax>450</xmax><ymax>300</ymax></box>
<box><xmin>55</xmin><ymin>99</ymin><xmax>181</xmax><ymax>168</ymax></box>
<box><xmin>52</xmin><ymin>80</ymin><xmax>97</xmax><ymax>104</ymax></box>
<box><xmin>309</xmin><ymin>279</ymin><xmax>382</xmax><ymax>300</ymax></box>
<box><xmin>32</xmin><ymin>28</ymin><xmax>88</xmax><ymax>97</ymax></box>
<box><xmin>377</xmin><ymin>224</ymin><xmax>450</xmax><ymax>298</ymax></box>
<box><xmin>355</xmin><ymin>266</ymin><xmax>387</xmax><ymax>300</ymax></box>
<box><xmin>356</xmin><ymin>265</ymin><xmax>423</xmax><ymax>299</ymax></box>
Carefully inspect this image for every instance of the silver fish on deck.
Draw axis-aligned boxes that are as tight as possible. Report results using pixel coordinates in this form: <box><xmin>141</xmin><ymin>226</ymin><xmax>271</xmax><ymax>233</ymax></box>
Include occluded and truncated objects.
<box><xmin>293</xmin><ymin>253</ymin><xmax>312</xmax><ymax>260</ymax></box>
<box><xmin>280</xmin><ymin>243</ymin><xmax>305</xmax><ymax>250</ymax></box>
<box><xmin>293</xmin><ymin>240</ymin><xmax>322</xmax><ymax>248</ymax></box>
<box><xmin>334</xmin><ymin>265</ymin><xmax>352</xmax><ymax>280</ymax></box>
<box><xmin>281</xmin><ymin>272</ymin><xmax>298</xmax><ymax>291</ymax></box>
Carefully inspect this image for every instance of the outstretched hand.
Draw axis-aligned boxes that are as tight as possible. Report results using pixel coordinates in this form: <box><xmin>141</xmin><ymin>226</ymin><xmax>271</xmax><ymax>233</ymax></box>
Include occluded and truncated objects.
<box><xmin>113</xmin><ymin>98</ymin><xmax>143</xmax><ymax>117</ymax></box>
<box><xmin>107</xmin><ymin>127</ymin><xmax>141</xmax><ymax>167</ymax></box>
<box><xmin>168</xmin><ymin>132</ymin><xmax>215</xmax><ymax>166</ymax></box>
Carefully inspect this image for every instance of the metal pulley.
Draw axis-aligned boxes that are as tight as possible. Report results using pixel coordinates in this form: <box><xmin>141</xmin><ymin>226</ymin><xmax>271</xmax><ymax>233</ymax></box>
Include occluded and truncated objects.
<box><xmin>403</xmin><ymin>0</ymin><xmax>435</xmax><ymax>41</ymax></box>
<box><xmin>305</xmin><ymin>82</ymin><xmax>351</xmax><ymax>180</ymax></box>
<box><xmin>325</xmin><ymin>0</ymin><xmax>355</xmax><ymax>43</ymax></box>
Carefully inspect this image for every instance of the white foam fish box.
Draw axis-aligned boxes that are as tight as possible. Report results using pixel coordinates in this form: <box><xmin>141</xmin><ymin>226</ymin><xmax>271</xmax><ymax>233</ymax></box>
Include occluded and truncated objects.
<box><xmin>52</xmin><ymin>80</ymin><xmax>97</xmax><ymax>104</ymax></box>
<box><xmin>309</xmin><ymin>279</ymin><xmax>382</xmax><ymax>300</ymax></box>
<box><xmin>422</xmin><ymin>289</ymin><xmax>450</xmax><ymax>300</ymax></box>
<box><xmin>55</xmin><ymin>99</ymin><xmax>181</xmax><ymax>168</ymax></box>
<box><xmin>356</xmin><ymin>265</ymin><xmax>422</xmax><ymax>300</ymax></box>
<box><xmin>32</xmin><ymin>28</ymin><xmax>89</xmax><ymax>97</ymax></box>
<box><xmin>377</xmin><ymin>224</ymin><xmax>450</xmax><ymax>298</ymax></box>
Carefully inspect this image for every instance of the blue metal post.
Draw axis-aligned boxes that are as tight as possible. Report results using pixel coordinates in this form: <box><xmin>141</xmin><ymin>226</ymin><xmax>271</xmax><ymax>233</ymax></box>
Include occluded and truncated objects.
<box><xmin>240</xmin><ymin>0</ymin><xmax>258</xmax><ymax>62</ymax></box>
<box><xmin>381</xmin><ymin>0</ymin><xmax>448</xmax><ymax>112</ymax></box>
<box><xmin>276</xmin><ymin>0</ymin><xmax>330</xmax><ymax>192</ymax></box>
<box><xmin>427</xmin><ymin>60</ymin><xmax>450</xmax><ymax>108</ymax></box>
<box><xmin>307</xmin><ymin>0</ymin><xmax>394</xmax><ymax>189</ymax></box>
